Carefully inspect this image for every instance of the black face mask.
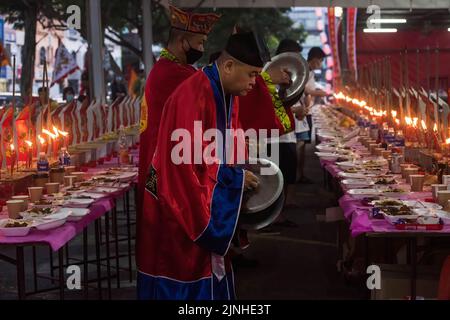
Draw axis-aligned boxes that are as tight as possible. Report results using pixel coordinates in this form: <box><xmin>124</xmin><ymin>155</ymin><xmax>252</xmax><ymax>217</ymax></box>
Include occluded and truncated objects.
<box><xmin>185</xmin><ymin>41</ymin><xmax>203</xmax><ymax>65</ymax></box>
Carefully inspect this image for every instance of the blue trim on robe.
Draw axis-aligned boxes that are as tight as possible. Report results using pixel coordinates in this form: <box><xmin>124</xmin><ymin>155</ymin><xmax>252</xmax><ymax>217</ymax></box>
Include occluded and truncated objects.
<box><xmin>137</xmin><ymin>271</ymin><xmax>235</xmax><ymax>300</ymax></box>
<box><xmin>196</xmin><ymin>64</ymin><xmax>244</xmax><ymax>256</ymax></box>
<box><xmin>196</xmin><ymin>165</ymin><xmax>243</xmax><ymax>256</ymax></box>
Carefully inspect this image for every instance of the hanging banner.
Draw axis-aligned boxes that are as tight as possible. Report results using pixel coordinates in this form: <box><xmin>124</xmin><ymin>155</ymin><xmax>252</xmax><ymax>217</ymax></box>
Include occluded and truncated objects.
<box><xmin>327</xmin><ymin>8</ymin><xmax>341</xmax><ymax>87</ymax></box>
<box><xmin>51</xmin><ymin>42</ymin><xmax>79</xmax><ymax>86</ymax></box>
<box><xmin>347</xmin><ymin>8</ymin><xmax>358</xmax><ymax>82</ymax></box>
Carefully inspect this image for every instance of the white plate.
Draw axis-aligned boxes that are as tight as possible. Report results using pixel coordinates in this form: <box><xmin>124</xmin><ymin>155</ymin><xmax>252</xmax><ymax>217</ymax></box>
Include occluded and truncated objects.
<box><xmin>33</xmin><ymin>217</ymin><xmax>68</xmax><ymax>230</ymax></box>
<box><xmin>382</xmin><ymin>211</ymin><xmax>419</xmax><ymax>224</ymax></box>
<box><xmin>347</xmin><ymin>188</ymin><xmax>380</xmax><ymax>199</ymax></box>
<box><xmin>402</xmin><ymin>201</ymin><xmax>442</xmax><ymax>210</ymax></box>
<box><xmin>117</xmin><ymin>172</ymin><xmax>138</xmax><ymax>182</ymax></box>
<box><xmin>0</xmin><ymin>219</ymin><xmax>32</xmax><ymax>237</ymax></box>
<box><xmin>342</xmin><ymin>179</ymin><xmax>374</xmax><ymax>188</ymax></box>
<box><xmin>57</xmin><ymin>207</ymin><xmax>90</xmax><ymax>222</ymax></box>
<box><xmin>77</xmin><ymin>192</ymin><xmax>106</xmax><ymax>200</ymax></box>
<box><xmin>315</xmin><ymin>152</ymin><xmax>339</xmax><ymax>161</ymax></box>
<box><xmin>337</xmin><ymin>161</ymin><xmax>358</xmax><ymax>170</ymax></box>
<box><xmin>90</xmin><ymin>187</ymin><xmax>121</xmax><ymax>194</ymax></box>
<box><xmin>338</xmin><ymin>172</ymin><xmax>367</xmax><ymax>179</ymax></box>
<box><xmin>379</xmin><ymin>191</ymin><xmax>407</xmax><ymax>198</ymax></box>
<box><xmin>434</xmin><ymin>210</ymin><xmax>450</xmax><ymax>224</ymax></box>
<box><xmin>316</xmin><ymin>145</ymin><xmax>336</xmax><ymax>152</ymax></box>
<box><xmin>64</xmin><ymin>198</ymin><xmax>95</xmax><ymax>208</ymax></box>
<box><xmin>20</xmin><ymin>207</ymin><xmax>58</xmax><ymax>219</ymax></box>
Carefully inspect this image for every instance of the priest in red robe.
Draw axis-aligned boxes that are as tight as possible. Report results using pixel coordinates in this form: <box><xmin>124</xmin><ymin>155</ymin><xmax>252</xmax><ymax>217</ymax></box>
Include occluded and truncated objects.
<box><xmin>137</xmin><ymin>32</ymin><xmax>265</xmax><ymax>300</ymax></box>
<box><xmin>137</xmin><ymin>5</ymin><xmax>220</xmax><ymax>220</ymax></box>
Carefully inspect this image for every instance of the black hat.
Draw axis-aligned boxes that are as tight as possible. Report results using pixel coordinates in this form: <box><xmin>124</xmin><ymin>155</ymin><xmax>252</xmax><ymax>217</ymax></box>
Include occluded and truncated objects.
<box><xmin>225</xmin><ymin>31</ymin><xmax>270</xmax><ymax>68</ymax></box>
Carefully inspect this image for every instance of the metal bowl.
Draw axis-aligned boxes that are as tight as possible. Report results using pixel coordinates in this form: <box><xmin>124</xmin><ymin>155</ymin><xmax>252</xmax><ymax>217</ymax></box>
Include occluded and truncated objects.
<box><xmin>238</xmin><ymin>158</ymin><xmax>284</xmax><ymax>230</ymax></box>
<box><xmin>263</xmin><ymin>52</ymin><xmax>309</xmax><ymax>106</ymax></box>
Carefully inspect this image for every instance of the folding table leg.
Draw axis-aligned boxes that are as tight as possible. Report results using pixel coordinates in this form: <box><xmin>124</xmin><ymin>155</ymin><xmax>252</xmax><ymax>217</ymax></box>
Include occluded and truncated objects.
<box><xmin>113</xmin><ymin>207</ymin><xmax>120</xmax><ymax>288</ymax></box>
<box><xmin>125</xmin><ymin>192</ymin><xmax>133</xmax><ymax>282</ymax></box>
<box><xmin>105</xmin><ymin>211</ymin><xmax>112</xmax><ymax>299</ymax></box>
<box><xmin>83</xmin><ymin>228</ymin><xmax>89</xmax><ymax>300</ymax></box>
<box><xmin>16</xmin><ymin>246</ymin><xmax>26</xmax><ymax>300</ymax></box>
<box><xmin>58</xmin><ymin>248</ymin><xmax>64</xmax><ymax>300</ymax></box>
<box><xmin>95</xmin><ymin>219</ymin><xmax>102</xmax><ymax>300</ymax></box>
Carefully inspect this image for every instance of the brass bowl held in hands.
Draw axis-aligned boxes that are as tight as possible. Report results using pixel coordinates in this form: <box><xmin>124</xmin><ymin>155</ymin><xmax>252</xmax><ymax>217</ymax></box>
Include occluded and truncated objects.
<box><xmin>263</xmin><ymin>52</ymin><xmax>310</xmax><ymax>107</ymax></box>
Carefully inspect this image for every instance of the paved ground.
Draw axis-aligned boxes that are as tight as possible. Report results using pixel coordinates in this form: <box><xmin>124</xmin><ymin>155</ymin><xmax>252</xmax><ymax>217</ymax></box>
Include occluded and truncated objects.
<box><xmin>0</xmin><ymin>141</ymin><xmax>365</xmax><ymax>300</ymax></box>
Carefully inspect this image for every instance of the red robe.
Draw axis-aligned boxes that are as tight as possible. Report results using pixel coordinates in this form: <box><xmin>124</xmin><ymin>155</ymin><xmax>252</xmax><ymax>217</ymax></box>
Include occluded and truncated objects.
<box><xmin>239</xmin><ymin>74</ymin><xmax>294</xmax><ymax>137</ymax></box>
<box><xmin>137</xmin><ymin>64</ymin><xmax>244</xmax><ymax>300</ymax></box>
<box><xmin>137</xmin><ymin>57</ymin><xmax>196</xmax><ymax>217</ymax></box>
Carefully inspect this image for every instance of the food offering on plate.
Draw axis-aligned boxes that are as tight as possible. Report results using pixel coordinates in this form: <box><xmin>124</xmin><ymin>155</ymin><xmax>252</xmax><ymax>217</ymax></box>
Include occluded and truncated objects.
<box><xmin>3</xmin><ymin>219</ymin><xmax>32</xmax><ymax>228</ymax></box>
<box><xmin>31</xmin><ymin>199</ymin><xmax>54</xmax><ymax>208</ymax></box>
<box><xmin>379</xmin><ymin>187</ymin><xmax>406</xmax><ymax>197</ymax></box>
<box><xmin>374</xmin><ymin>177</ymin><xmax>397</xmax><ymax>185</ymax></box>
<box><xmin>382</xmin><ymin>205</ymin><xmax>413</xmax><ymax>216</ymax></box>
<box><xmin>79</xmin><ymin>181</ymin><xmax>95</xmax><ymax>187</ymax></box>
<box><xmin>22</xmin><ymin>207</ymin><xmax>57</xmax><ymax>218</ymax></box>
<box><xmin>344</xmin><ymin>168</ymin><xmax>360</xmax><ymax>173</ymax></box>
<box><xmin>0</xmin><ymin>219</ymin><xmax>33</xmax><ymax>236</ymax></box>
<box><xmin>371</xmin><ymin>199</ymin><xmax>404</xmax><ymax>207</ymax></box>
<box><xmin>65</xmin><ymin>186</ymin><xmax>86</xmax><ymax>194</ymax></box>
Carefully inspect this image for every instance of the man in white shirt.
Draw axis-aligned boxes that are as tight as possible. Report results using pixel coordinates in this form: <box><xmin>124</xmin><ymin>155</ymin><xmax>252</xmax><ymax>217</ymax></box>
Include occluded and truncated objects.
<box><xmin>296</xmin><ymin>47</ymin><xmax>327</xmax><ymax>184</ymax></box>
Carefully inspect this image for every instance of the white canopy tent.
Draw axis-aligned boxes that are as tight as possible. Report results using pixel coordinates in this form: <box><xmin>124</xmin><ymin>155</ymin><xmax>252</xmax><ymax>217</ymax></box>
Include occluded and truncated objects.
<box><xmin>87</xmin><ymin>0</ymin><xmax>450</xmax><ymax>102</ymax></box>
<box><xmin>162</xmin><ymin>0</ymin><xmax>450</xmax><ymax>9</ymax></box>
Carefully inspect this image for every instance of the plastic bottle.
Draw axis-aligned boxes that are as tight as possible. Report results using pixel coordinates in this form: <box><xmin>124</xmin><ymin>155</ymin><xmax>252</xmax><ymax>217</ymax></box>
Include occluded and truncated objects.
<box><xmin>37</xmin><ymin>152</ymin><xmax>49</xmax><ymax>173</ymax></box>
<box><xmin>59</xmin><ymin>147</ymin><xmax>71</xmax><ymax>167</ymax></box>
<box><xmin>118</xmin><ymin>126</ymin><xmax>129</xmax><ymax>165</ymax></box>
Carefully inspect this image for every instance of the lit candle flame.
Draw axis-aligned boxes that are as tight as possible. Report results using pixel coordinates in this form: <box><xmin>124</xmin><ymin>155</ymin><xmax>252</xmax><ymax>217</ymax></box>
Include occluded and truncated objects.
<box><xmin>395</xmin><ymin>119</ymin><xmax>400</xmax><ymax>125</ymax></box>
<box><xmin>52</xmin><ymin>126</ymin><xmax>60</xmax><ymax>138</ymax></box>
<box><xmin>421</xmin><ymin>120</ymin><xmax>427</xmax><ymax>130</ymax></box>
<box><xmin>25</xmin><ymin>140</ymin><xmax>33</xmax><ymax>147</ymax></box>
<box><xmin>433</xmin><ymin>123</ymin><xmax>438</xmax><ymax>132</ymax></box>
<box><xmin>334</xmin><ymin>92</ymin><xmax>346</xmax><ymax>100</ymax></box>
<box><xmin>58</xmin><ymin>129</ymin><xmax>68</xmax><ymax>137</ymax></box>
<box><xmin>38</xmin><ymin>135</ymin><xmax>46</xmax><ymax>145</ymax></box>
<box><xmin>359</xmin><ymin>100</ymin><xmax>367</xmax><ymax>107</ymax></box>
<box><xmin>391</xmin><ymin>111</ymin><xmax>397</xmax><ymax>118</ymax></box>
<box><xmin>446</xmin><ymin>138</ymin><xmax>450</xmax><ymax>145</ymax></box>
<box><xmin>412</xmin><ymin>118</ymin><xmax>418</xmax><ymax>128</ymax></box>
<box><xmin>42</xmin><ymin>129</ymin><xmax>57</xmax><ymax>139</ymax></box>
<box><xmin>405</xmin><ymin>117</ymin><xmax>412</xmax><ymax>125</ymax></box>
<box><xmin>10</xmin><ymin>144</ymin><xmax>14</xmax><ymax>151</ymax></box>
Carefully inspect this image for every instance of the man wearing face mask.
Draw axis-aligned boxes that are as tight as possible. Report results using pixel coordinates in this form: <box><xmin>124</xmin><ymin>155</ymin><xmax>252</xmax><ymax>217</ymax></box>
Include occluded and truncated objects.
<box><xmin>137</xmin><ymin>31</ymin><xmax>264</xmax><ymax>300</ymax></box>
<box><xmin>63</xmin><ymin>87</ymin><xmax>75</xmax><ymax>104</ymax></box>
<box><xmin>136</xmin><ymin>5</ymin><xmax>220</xmax><ymax>222</ymax></box>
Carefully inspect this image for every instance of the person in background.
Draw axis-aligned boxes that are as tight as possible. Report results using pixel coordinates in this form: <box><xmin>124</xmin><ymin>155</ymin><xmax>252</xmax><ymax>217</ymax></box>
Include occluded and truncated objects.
<box><xmin>110</xmin><ymin>75</ymin><xmax>128</xmax><ymax>102</ymax></box>
<box><xmin>296</xmin><ymin>46</ymin><xmax>327</xmax><ymax>184</ymax></box>
<box><xmin>78</xmin><ymin>71</ymin><xmax>91</xmax><ymax>104</ymax></box>
<box><xmin>62</xmin><ymin>87</ymin><xmax>76</xmax><ymax>104</ymax></box>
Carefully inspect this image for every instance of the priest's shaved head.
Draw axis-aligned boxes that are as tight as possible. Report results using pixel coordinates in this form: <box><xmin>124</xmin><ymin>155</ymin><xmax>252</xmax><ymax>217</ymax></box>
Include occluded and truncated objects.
<box><xmin>217</xmin><ymin>52</ymin><xmax>261</xmax><ymax>96</ymax></box>
<box><xmin>216</xmin><ymin>31</ymin><xmax>269</xmax><ymax>96</ymax></box>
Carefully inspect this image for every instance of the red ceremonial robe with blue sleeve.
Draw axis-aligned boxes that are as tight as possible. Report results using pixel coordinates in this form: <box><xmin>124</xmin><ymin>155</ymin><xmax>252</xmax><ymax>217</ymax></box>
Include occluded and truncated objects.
<box><xmin>137</xmin><ymin>63</ymin><xmax>244</xmax><ymax>300</ymax></box>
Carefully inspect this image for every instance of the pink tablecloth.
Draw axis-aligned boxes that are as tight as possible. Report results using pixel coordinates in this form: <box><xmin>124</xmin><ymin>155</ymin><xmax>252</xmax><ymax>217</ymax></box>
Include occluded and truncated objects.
<box><xmin>0</xmin><ymin>198</ymin><xmax>114</xmax><ymax>251</ymax></box>
<box><xmin>339</xmin><ymin>192</ymin><xmax>450</xmax><ymax>237</ymax></box>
